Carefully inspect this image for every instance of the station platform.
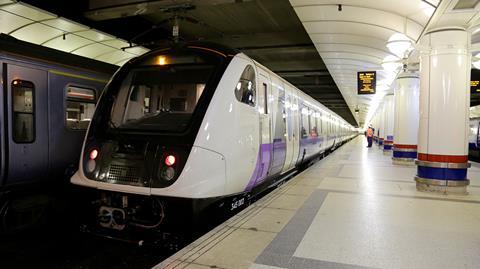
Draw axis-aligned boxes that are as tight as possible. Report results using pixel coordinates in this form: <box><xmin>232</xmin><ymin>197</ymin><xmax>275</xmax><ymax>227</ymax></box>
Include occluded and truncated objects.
<box><xmin>155</xmin><ymin>136</ymin><xmax>480</xmax><ymax>269</ymax></box>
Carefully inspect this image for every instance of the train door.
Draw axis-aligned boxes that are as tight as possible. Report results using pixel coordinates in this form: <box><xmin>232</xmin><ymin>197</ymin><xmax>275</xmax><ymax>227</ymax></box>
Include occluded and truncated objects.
<box><xmin>254</xmin><ymin>70</ymin><xmax>272</xmax><ymax>184</ymax></box>
<box><xmin>5</xmin><ymin>64</ymin><xmax>48</xmax><ymax>185</ymax></box>
<box><xmin>477</xmin><ymin>121</ymin><xmax>480</xmax><ymax>147</ymax></box>
<box><xmin>281</xmin><ymin>87</ymin><xmax>299</xmax><ymax>173</ymax></box>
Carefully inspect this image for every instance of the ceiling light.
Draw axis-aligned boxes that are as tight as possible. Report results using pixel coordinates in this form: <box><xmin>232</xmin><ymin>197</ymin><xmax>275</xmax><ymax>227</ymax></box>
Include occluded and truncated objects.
<box><xmin>386</xmin><ymin>33</ymin><xmax>413</xmax><ymax>58</ymax></box>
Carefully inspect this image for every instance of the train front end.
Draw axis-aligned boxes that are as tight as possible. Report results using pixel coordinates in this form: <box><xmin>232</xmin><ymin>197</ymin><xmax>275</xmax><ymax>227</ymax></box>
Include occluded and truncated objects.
<box><xmin>71</xmin><ymin>45</ymin><xmax>234</xmax><ymax>242</ymax></box>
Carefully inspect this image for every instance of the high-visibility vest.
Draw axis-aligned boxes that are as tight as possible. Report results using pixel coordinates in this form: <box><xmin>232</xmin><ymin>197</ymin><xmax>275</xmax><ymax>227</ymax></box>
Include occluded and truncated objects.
<box><xmin>367</xmin><ymin>128</ymin><xmax>373</xmax><ymax>137</ymax></box>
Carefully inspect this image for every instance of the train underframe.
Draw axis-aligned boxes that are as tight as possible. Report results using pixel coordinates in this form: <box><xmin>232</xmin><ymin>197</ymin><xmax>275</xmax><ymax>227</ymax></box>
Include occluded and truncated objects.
<box><xmin>74</xmin><ymin>186</ymin><xmax>252</xmax><ymax>249</ymax></box>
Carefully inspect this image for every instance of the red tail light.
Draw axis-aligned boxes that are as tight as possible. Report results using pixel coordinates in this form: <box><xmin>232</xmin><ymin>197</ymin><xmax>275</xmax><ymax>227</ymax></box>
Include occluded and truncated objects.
<box><xmin>89</xmin><ymin>149</ymin><xmax>99</xmax><ymax>160</ymax></box>
<box><xmin>165</xmin><ymin>155</ymin><xmax>176</xmax><ymax>166</ymax></box>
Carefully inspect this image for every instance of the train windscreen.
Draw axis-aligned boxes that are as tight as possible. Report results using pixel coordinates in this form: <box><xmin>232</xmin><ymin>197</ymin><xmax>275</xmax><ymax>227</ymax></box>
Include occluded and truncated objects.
<box><xmin>109</xmin><ymin>53</ymin><xmax>218</xmax><ymax>132</ymax></box>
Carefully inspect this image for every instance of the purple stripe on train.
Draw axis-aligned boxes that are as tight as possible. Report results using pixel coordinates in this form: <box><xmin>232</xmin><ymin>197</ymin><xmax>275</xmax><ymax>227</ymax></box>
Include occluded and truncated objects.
<box><xmin>245</xmin><ymin>140</ymin><xmax>286</xmax><ymax>191</ymax></box>
<box><xmin>245</xmin><ymin>135</ymin><xmax>333</xmax><ymax>191</ymax></box>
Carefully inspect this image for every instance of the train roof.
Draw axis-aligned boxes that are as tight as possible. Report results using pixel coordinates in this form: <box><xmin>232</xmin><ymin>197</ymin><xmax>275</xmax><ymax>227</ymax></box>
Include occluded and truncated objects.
<box><xmin>0</xmin><ymin>34</ymin><xmax>117</xmax><ymax>75</ymax></box>
<box><xmin>137</xmin><ymin>41</ymin><xmax>240</xmax><ymax>60</ymax></box>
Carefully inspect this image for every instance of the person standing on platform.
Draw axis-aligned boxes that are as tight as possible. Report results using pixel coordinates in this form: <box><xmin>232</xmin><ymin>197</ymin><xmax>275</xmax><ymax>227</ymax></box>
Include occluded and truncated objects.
<box><xmin>366</xmin><ymin>126</ymin><xmax>373</xmax><ymax>148</ymax></box>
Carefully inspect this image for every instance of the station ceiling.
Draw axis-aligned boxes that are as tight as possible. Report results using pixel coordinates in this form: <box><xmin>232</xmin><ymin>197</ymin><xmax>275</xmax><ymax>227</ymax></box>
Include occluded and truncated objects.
<box><xmin>18</xmin><ymin>0</ymin><xmax>358</xmax><ymax>126</ymax></box>
<box><xmin>9</xmin><ymin>0</ymin><xmax>480</xmax><ymax>127</ymax></box>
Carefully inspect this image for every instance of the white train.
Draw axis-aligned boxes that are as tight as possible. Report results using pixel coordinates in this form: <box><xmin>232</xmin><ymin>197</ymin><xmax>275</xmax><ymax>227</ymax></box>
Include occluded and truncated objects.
<box><xmin>71</xmin><ymin>43</ymin><xmax>356</xmax><ymax>240</ymax></box>
<box><xmin>469</xmin><ymin>105</ymin><xmax>480</xmax><ymax>158</ymax></box>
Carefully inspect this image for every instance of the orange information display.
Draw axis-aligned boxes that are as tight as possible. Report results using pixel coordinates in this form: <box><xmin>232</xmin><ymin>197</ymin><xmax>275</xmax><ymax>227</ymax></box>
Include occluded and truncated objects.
<box><xmin>357</xmin><ymin>71</ymin><xmax>376</xmax><ymax>95</ymax></box>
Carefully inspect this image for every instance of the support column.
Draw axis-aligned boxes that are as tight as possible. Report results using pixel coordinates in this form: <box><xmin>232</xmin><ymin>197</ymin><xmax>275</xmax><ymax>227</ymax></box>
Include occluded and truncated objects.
<box><xmin>383</xmin><ymin>94</ymin><xmax>394</xmax><ymax>154</ymax></box>
<box><xmin>392</xmin><ymin>71</ymin><xmax>420</xmax><ymax>165</ymax></box>
<box><xmin>378</xmin><ymin>103</ymin><xmax>385</xmax><ymax>146</ymax></box>
<box><xmin>373</xmin><ymin>114</ymin><xmax>378</xmax><ymax>144</ymax></box>
<box><xmin>416</xmin><ymin>29</ymin><xmax>471</xmax><ymax>193</ymax></box>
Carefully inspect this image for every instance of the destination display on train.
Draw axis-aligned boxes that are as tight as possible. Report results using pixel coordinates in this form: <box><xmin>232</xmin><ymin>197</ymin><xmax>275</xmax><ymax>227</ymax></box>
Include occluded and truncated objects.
<box><xmin>357</xmin><ymin>71</ymin><xmax>376</xmax><ymax>95</ymax></box>
<box><xmin>472</xmin><ymin>69</ymin><xmax>480</xmax><ymax>93</ymax></box>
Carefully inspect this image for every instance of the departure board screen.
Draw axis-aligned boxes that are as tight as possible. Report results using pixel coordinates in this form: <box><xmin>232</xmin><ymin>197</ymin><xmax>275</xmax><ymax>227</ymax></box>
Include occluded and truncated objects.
<box><xmin>471</xmin><ymin>68</ymin><xmax>480</xmax><ymax>94</ymax></box>
<box><xmin>357</xmin><ymin>71</ymin><xmax>376</xmax><ymax>95</ymax></box>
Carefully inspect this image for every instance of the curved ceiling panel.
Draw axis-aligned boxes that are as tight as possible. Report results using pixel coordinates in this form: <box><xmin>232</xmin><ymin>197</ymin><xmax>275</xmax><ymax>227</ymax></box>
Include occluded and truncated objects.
<box><xmin>290</xmin><ymin>0</ymin><xmax>437</xmax><ymax>126</ymax></box>
<box><xmin>0</xmin><ymin>10</ymin><xmax>30</xmax><ymax>33</ymax></box>
<box><xmin>11</xmin><ymin>23</ymin><xmax>63</xmax><ymax>44</ymax></box>
<box><xmin>323</xmin><ymin>59</ymin><xmax>381</xmax><ymax>68</ymax></box>
<box><xmin>319</xmin><ymin>52</ymin><xmax>382</xmax><ymax>64</ymax></box>
<box><xmin>295</xmin><ymin>5</ymin><xmax>423</xmax><ymax>37</ymax></box>
<box><xmin>304</xmin><ymin>21</ymin><xmax>400</xmax><ymax>41</ymax></box>
<box><xmin>310</xmin><ymin>33</ymin><xmax>387</xmax><ymax>51</ymax></box>
<box><xmin>315</xmin><ymin>43</ymin><xmax>394</xmax><ymax>58</ymax></box>
<box><xmin>72</xmin><ymin>43</ymin><xmax>116</xmax><ymax>58</ymax></box>
<box><xmin>1</xmin><ymin>2</ymin><xmax>55</xmax><ymax>21</ymax></box>
<box><xmin>0</xmin><ymin>2</ymin><xmax>148</xmax><ymax>66</ymax></box>
<box><xmin>75</xmin><ymin>30</ymin><xmax>115</xmax><ymax>42</ymax></box>
<box><xmin>43</xmin><ymin>34</ymin><xmax>93</xmax><ymax>52</ymax></box>
<box><xmin>290</xmin><ymin>0</ymin><xmax>437</xmax><ymax>23</ymax></box>
<box><xmin>42</xmin><ymin>18</ymin><xmax>87</xmax><ymax>32</ymax></box>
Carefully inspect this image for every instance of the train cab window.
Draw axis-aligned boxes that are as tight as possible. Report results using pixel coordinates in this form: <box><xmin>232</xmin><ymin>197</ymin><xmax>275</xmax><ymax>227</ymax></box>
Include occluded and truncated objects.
<box><xmin>12</xmin><ymin>80</ymin><xmax>35</xmax><ymax>143</ymax></box>
<box><xmin>235</xmin><ymin>65</ymin><xmax>255</xmax><ymax>107</ymax></box>
<box><xmin>65</xmin><ymin>86</ymin><xmax>96</xmax><ymax>130</ymax></box>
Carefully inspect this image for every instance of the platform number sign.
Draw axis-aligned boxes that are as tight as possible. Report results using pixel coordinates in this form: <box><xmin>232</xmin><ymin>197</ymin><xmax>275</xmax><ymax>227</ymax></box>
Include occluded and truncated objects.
<box><xmin>357</xmin><ymin>71</ymin><xmax>376</xmax><ymax>95</ymax></box>
<box><xmin>471</xmin><ymin>69</ymin><xmax>480</xmax><ymax>94</ymax></box>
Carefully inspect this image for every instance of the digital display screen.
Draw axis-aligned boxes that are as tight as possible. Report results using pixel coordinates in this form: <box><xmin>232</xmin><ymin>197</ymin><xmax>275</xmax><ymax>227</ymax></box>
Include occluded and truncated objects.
<box><xmin>471</xmin><ymin>68</ymin><xmax>480</xmax><ymax>94</ymax></box>
<box><xmin>357</xmin><ymin>71</ymin><xmax>376</xmax><ymax>95</ymax></box>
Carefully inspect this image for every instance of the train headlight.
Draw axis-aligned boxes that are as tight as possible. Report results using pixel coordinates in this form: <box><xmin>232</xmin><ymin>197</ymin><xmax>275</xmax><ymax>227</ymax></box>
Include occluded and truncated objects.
<box><xmin>86</xmin><ymin>159</ymin><xmax>96</xmax><ymax>173</ymax></box>
<box><xmin>161</xmin><ymin>167</ymin><xmax>176</xmax><ymax>181</ymax></box>
<box><xmin>89</xmin><ymin>149</ymin><xmax>99</xmax><ymax>160</ymax></box>
<box><xmin>165</xmin><ymin>155</ymin><xmax>176</xmax><ymax>166</ymax></box>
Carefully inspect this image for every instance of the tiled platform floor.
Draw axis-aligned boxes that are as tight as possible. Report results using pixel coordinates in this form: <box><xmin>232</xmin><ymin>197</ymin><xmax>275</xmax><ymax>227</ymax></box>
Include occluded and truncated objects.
<box><xmin>155</xmin><ymin>137</ymin><xmax>480</xmax><ymax>269</ymax></box>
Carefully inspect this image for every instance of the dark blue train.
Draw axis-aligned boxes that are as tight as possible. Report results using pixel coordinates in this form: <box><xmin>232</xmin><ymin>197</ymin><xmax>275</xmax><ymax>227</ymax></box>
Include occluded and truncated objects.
<box><xmin>0</xmin><ymin>34</ymin><xmax>116</xmax><ymax>232</ymax></box>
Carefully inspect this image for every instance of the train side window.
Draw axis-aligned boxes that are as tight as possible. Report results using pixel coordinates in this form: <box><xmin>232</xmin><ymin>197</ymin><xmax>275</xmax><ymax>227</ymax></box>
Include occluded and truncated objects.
<box><xmin>234</xmin><ymin>65</ymin><xmax>255</xmax><ymax>107</ymax></box>
<box><xmin>310</xmin><ymin>111</ymin><xmax>318</xmax><ymax>137</ymax></box>
<box><xmin>65</xmin><ymin>85</ymin><xmax>96</xmax><ymax>130</ymax></box>
<box><xmin>12</xmin><ymin>80</ymin><xmax>35</xmax><ymax>143</ymax></box>
<box><xmin>301</xmin><ymin>106</ymin><xmax>309</xmax><ymax>138</ymax></box>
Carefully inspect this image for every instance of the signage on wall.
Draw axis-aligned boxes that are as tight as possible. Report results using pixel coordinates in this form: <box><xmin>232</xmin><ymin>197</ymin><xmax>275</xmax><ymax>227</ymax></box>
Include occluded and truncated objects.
<box><xmin>357</xmin><ymin>71</ymin><xmax>376</xmax><ymax>95</ymax></box>
<box><xmin>471</xmin><ymin>69</ymin><xmax>480</xmax><ymax>94</ymax></box>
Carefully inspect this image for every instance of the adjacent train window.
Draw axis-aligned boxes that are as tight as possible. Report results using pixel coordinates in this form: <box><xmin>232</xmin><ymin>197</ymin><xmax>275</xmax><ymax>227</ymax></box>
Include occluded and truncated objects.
<box><xmin>12</xmin><ymin>80</ymin><xmax>35</xmax><ymax>143</ymax></box>
<box><xmin>66</xmin><ymin>85</ymin><xmax>96</xmax><ymax>130</ymax></box>
<box><xmin>235</xmin><ymin>65</ymin><xmax>255</xmax><ymax>107</ymax></box>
